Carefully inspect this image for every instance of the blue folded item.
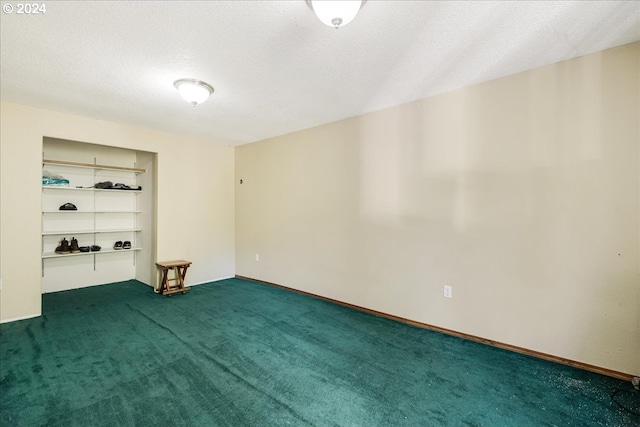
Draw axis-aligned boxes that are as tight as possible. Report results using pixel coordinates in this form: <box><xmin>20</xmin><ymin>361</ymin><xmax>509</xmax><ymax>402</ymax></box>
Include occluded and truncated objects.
<box><xmin>42</xmin><ymin>170</ymin><xmax>70</xmax><ymax>186</ymax></box>
<box><xmin>42</xmin><ymin>177</ymin><xmax>70</xmax><ymax>186</ymax></box>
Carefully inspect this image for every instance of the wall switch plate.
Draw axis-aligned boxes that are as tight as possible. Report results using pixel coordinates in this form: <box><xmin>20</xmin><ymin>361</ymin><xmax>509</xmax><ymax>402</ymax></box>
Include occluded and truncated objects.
<box><xmin>444</xmin><ymin>285</ymin><xmax>452</xmax><ymax>298</ymax></box>
<box><xmin>255</xmin><ymin>254</ymin><xmax>260</xmax><ymax>261</ymax></box>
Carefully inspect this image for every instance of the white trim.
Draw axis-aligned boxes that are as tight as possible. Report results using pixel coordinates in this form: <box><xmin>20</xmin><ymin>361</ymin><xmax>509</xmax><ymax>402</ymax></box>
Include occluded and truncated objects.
<box><xmin>1</xmin><ymin>313</ymin><xmax>40</xmax><ymax>324</ymax></box>
<box><xmin>188</xmin><ymin>276</ymin><xmax>235</xmax><ymax>287</ymax></box>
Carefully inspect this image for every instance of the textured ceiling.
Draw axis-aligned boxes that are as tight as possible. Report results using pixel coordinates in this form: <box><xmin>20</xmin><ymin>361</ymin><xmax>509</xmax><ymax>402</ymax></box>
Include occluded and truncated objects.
<box><xmin>1</xmin><ymin>1</ymin><xmax>639</xmax><ymax>145</ymax></box>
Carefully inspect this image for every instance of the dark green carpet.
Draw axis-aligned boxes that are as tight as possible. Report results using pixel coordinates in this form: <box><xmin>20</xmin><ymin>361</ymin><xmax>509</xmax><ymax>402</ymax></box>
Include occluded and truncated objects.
<box><xmin>1</xmin><ymin>278</ymin><xmax>637</xmax><ymax>426</ymax></box>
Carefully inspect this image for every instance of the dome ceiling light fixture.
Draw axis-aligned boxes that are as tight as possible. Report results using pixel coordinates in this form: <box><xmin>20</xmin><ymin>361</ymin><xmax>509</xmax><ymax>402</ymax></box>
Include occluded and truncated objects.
<box><xmin>307</xmin><ymin>0</ymin><xmax>366</xmax><ymax>29</ymax></box>
<box><xmin>173</xmin><ymin>78</ymin><xmax>214</xmax><ymax>107</ymax></box>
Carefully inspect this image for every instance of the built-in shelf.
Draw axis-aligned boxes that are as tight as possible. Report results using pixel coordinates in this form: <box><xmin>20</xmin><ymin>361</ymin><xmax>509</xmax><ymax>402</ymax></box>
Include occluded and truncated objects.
<box><xmin>42</xmin><ymin>228</ymin><xmax>142</xmax><ymax>236</ymax></box>
<box><xmin>40</xmin><ymin>141</ymin><xmax>155</xmax><ymax>294</ymax></box>
<box><xmin>42</xmin><ymin>210</ymin><xmax>142</xmax><ymax>214</ymax></box>
<box><xmin>43</xmin><ymin>159</ymin><xmax>146</xmax><ymax>174</ymax></box>
<box><xmin>42</xmin><ymin>247</ymin><xmax>142</xmax><ymax>259</ymax></box>
<box><xmin>42</xmin><ymin>156</ymin><xmax>144</xmax><ymax>276</ymax></box>
<box><xmin>42</xmin><ymin>186</ymin><xmax>142</xmax><ymax>193</ymax></box>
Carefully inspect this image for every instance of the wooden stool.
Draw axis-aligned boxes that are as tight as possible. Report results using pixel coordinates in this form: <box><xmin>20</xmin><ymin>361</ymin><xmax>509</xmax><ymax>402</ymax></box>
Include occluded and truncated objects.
<box><xmin>156</xmin><ymin>260</ymin><xmax>192</xmax><ymax>296</ymax></box>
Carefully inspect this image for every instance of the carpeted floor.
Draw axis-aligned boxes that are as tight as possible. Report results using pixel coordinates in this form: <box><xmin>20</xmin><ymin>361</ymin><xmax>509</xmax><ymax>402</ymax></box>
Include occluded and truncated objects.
<box><xmin>0</xmin><ymin>278</ymin><xmax>637</xmax><ymax>426</ymax></box>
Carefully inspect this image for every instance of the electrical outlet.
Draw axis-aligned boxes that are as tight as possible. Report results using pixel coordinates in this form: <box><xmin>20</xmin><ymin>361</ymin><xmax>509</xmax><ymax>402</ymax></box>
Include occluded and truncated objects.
<box><xmin>255</xmin><ymin>254</ymin><xmax>260</xmax><ymax>261</ymax></box>
<box><xmin>444</xmin><ymin>285</ymin><xmax>452</xmax><ymax>298</ymax></box>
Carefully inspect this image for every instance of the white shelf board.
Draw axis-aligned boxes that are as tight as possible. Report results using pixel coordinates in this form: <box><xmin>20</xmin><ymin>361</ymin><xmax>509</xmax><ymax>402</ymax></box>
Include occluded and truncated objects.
<box><xmin>42</xmin><ymin>247</ymin><xmax>142</xmax><ymax>259</ymax></box>
<box><xmin>42</xmin><ymin>210</ymin><xmax>142</xmax><ymax>214</ymax></box>
<box><xmin>42</xmin><ymin>186</ymin><xmax>142</xmax><ymax>193</ymax></box>
<box><xmin>43</xmin><ymin>159</ymin><xmax>145</xmax><ymax>174</ymax></box>
<box><xmin>42</xmin><ymin>228</ymin><xmax>142</xmax><ymax>236</ymax></box>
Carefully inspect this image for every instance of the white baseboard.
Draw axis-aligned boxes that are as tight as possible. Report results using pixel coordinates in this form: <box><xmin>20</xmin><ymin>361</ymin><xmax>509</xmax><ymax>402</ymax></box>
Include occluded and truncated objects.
<box><xmin>1</xmin><ymin>313</ymin><xmax>40</xmax><ymax>324</ymax></box>
<box><xmin>188</xmin><ymin>276</ymin><xmax>235</xmax><ymax>287</ymax></box>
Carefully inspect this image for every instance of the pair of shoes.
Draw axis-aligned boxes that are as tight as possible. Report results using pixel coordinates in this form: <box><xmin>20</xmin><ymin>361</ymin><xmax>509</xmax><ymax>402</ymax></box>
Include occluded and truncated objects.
<box><xmin>55</xmin><ymin>237</ymin><xmax>80</xmax><ymax>254</ymax></box>
<box><xmin>59</xmin><ymin>202</ymin><xmax>77</xmax><ymax>211</ymax></box>
<box><xmin>114</xmin><ymin>241</ymin><xmax>132</xmax><ymax>250</ymax></box>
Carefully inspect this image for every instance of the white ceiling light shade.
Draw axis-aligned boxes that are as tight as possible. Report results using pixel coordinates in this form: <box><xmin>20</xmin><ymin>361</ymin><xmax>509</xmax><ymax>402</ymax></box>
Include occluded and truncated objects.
<box><xmin>307</xmin><ymin>0</ymin><xmax>366</xmax><ymax>29</ymax></box>
<box><xmin>173</xmin><ymin>79</ymin><xmax>214</xmax><ymax>106</ymax></box>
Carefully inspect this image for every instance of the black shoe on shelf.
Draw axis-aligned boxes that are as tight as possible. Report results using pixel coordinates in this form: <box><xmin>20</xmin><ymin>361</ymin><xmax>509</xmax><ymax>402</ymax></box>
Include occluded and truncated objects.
<box><xmin>55</xmin><ymin>238</ymin><xmax>71</xmax><ymax>254</ymax></box>
<box><xmin>90</xmin><ymin>245</ymin><xmax>101</xmax><ymax>252</ymax></box>
<box><xmin>59</xmin><ymin>203</ymin><xmax>77</xmax><ymax>211</ymax></box>
<box><xmin>94</xmin><ymin>181</ymin><xmax>113</xmax><ymax>189</ymax></box>
<box><xmin>79</xmin><ymin>246</ymin><xmax>90</xmax><ymax>252</ymax></box>
<box><xmin>114</xmin><ymin>241</ymin><xmax>123</xmax><ymax>250</ymax></box>
<box><xmin>112</xmin><ymin>183</ymin><xmax>142</xmax><ymax>191</ymax></box>
<box><xmin>122</xmin><ymin>241</ymin><xmax>132</xmax><ymax>250</ymax></box>
<box><xmin>70</xmin><ymin>237</ymin><xmax>80</xmax><ymax>253</ymax></box>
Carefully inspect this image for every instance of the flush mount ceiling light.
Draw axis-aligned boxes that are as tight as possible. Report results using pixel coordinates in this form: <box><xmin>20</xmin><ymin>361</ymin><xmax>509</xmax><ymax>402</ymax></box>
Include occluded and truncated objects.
<box><xmin>173</xmin><ymin>78</ymin><xmax>214</xmax><ymax>107</ymax></box>
<box><xmin>307</xmin><ymin>0</ymin><xmax>366</xmax><ymax>29</ymax></box>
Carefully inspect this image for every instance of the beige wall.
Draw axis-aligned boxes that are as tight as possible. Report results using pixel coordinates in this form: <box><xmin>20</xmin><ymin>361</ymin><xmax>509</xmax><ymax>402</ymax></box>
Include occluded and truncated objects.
<box><xmin>0</xmin><ymin>102</ymin><xmax>235</xmax><ymax>322</ymax></box>
<box><xmin>236</xmin><ymin>43</ymin><xmax>640</xmax><ymax>375</ymax></box>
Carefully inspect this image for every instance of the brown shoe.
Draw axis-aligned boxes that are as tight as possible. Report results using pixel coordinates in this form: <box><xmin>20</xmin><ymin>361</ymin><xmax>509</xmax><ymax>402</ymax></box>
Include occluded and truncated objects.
<box><xmin>70</xmin><ymin>237</ymin><xmax>80</xmax><ymax>253</ymax></box>
<box><xmin>55</xmin><ymin>238</ymin><xmax>71</xmax><ymax>254</ymax></box>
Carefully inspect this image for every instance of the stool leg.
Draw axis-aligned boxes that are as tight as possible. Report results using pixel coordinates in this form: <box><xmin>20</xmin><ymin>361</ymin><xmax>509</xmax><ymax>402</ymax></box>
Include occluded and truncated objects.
<box><xmin>177</xmin><ymin>266</ymin><xmax>185</xmax><ymax>290</ymax></box>
<box><xmin>161</xmin><ymin>269</ymin><xmax>169</xmax><ymax>294</ymax></box>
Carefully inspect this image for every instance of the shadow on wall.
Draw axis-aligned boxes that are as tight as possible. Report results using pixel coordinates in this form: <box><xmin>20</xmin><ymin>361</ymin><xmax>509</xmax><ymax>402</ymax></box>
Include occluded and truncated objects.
<box><xmin>356</xmin><ymin>53</ymin><xmax>606</xmax><ymax>232</ymax></box>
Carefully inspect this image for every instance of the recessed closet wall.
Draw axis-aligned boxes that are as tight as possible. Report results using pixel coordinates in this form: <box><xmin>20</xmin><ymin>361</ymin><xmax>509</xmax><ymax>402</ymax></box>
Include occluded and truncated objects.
<box><xmin>0</xmin><ymin>101</ymin><xmax>235</xmax><ymax>322</ymax></box>
<box><xmin>41</xmin><ymin>137</ymin><xmax>157</xmax><ymax>293</ymax></box>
